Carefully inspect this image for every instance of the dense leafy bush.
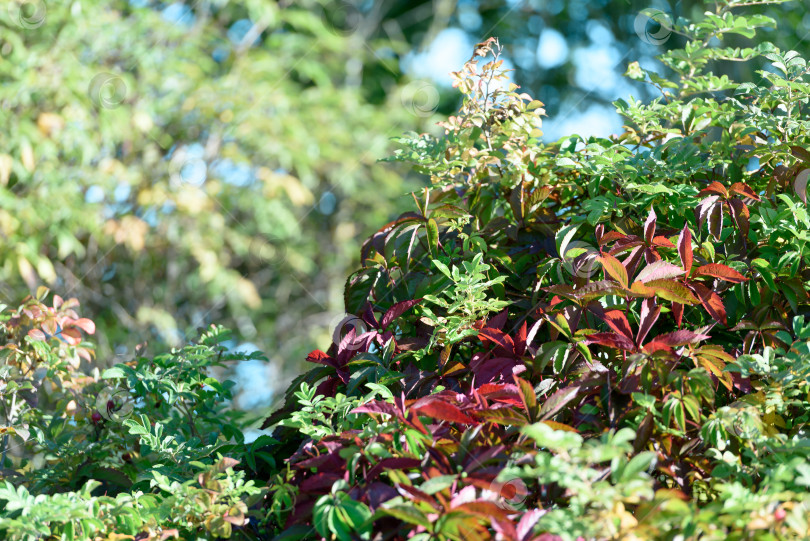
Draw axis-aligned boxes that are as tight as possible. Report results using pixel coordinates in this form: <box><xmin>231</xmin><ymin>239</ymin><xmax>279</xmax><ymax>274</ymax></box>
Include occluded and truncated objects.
<box><xmin>260</xmin><ymin>2</ymin><xmax>810</xmax><ymax>539</ymax></box>
<box><xmin>0</xmin><ymin>289</ymin><xmax>270</xmax><ymax>539</ymax></box>
<box><xmin>5</xmin><ymin>0</ymin><xmax>810</xmax><ymax>539</ymax></box>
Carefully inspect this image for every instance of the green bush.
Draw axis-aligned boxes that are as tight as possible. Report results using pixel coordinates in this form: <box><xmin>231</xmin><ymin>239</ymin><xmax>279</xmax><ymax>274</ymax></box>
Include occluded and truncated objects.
<box><xmin>0</xmin><ymin>288</ymin><xmax>273</xmax><ymax>539</ymax></box>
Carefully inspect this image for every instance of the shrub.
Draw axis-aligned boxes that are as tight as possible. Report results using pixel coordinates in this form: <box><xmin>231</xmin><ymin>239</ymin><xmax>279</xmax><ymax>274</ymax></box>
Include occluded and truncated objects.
<box><xmin>262</xmin><ymin>2</ymin><xmax>810</xmax><ymax>540</ymax></box>
<box><xmin>0</xmin><ymin>289</ymin><xmax>269</xmax><ymax>540</ymax></box>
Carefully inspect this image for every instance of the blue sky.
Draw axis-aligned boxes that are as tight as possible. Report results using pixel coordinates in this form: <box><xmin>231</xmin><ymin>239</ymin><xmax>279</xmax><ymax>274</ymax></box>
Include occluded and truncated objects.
<box><xmin>402</xmin><ymin>24</ymin><xmax>628</xmax><ymax>142</ymax></box>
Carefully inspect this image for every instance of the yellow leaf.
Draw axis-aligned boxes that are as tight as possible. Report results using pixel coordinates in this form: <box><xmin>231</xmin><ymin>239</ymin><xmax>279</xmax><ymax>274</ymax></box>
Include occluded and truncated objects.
<box><xmin>541</xmin><ymin>420</ymin><xmax>578</xmax><ymax>432</ymax></box>
<box><xmin>36</xmin><ymin>256</ymin><xmax>56</xmax><ymax>285</ymax></box>
<box><xmin>236</xmin><ymin>277</ymin><xmax>261</xmax><ymax>309</ymax></box>
<box><xmin>0</xmin><ymin>154</ymin><xmax>12</xmax><ymax>185</ymax></box>
<box><xmin>20</xmin><ymin>140</ymin><xmax>35</xmax><ymax>172</ymax></box>
<box><xmin>17</xmin><ymin>255</ymin><xmax>37</xmax><ymax>290</ymax></box>
<box><xmin>762</xmin><ymin>411</ymin><xmax>786</xmax><ymax>429</ymax></box>
<box><xmin>37</xmin><ymin>112</ymin><xmax>64</xmax><ymax>137</ymax></box>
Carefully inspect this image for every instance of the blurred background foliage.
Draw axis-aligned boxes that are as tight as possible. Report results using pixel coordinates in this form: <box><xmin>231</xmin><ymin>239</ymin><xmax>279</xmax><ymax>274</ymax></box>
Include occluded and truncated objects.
<box><xmin>2</xmin><ymin>0</ymin><xmax>810</xmax><ymax>413</ymax></box>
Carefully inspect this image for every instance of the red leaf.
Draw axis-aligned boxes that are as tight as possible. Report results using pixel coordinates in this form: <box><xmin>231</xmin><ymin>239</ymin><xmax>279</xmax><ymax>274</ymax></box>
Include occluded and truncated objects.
<box><xmin>602</xmin><ymin>310</ymin><xmax>634</xmax><ymax>341</ymax></box>
<box><xmin>644</xmin><ymin>208</ymin><xmax>657</xmax><ymax>245</ymax></box>
<box><xmin>59</xmin><ymin>328</ymin><xmax>82</xmax><ymax>345</ymax></box>
<box><xmin>597</xmin><ymin>231</ymin><xmax>627</xmax><ymax>246</ymax></box>
<box><xmin>796</xmin><ymin>169</ymin><xmax>809</xmax><ymax>204</ymax></box>
<box><xmin>476</xmin><ymin>383</ymin><xmax>521</xmax><ymax>401</ymax></box>
<box><xmin>306</xmin><ymin>350</ymin><xmax>335</xmax><ymax>366</ymax></box>
<box><xmin>635</xmin><ymin>261</ymin><xmax>685</xmax><ymax>283</ymax></box>
<box><xmin>410</xmin><ymin>397</ymin><xmax>477</xmax><ymax>425</ymax></box>
<box><xmin>644</xmin><ymin>330</ymin><xmax>710</xmax><ymax>351</ymax></box>
<box><xmin>699</xmin><ymin>181</ymin><xmax>729</xmax><ymax>198</ymax></box>
<box><xmin>728</xmin><ymin>198</ymin><xmax>750</xmax><ymax>239</ymax></box>
<box><xmin>299</xmin><ymin>472</ymin><xmax>343</xmax><ymax>492</ymax></box>
<box><xmin>479</xmin><ymin>327</ymin><xmax>515</xmax><ymax>354</ymax></box>
<box><xmin>729</xmin><ymin>182</ymin><xmax>760</xmax><ymax>201</ymax></box>
<box><xmin>694</xmin><ymin>263</ymin><xmax>747</xmax><ymax>283</ymax></box>
<box><xmin>525</xmin><ymin>318</ymin><xmax>544</xmax><ymax>351</ymax></box>
<box><xmin>622</xmin><ymin>245</ymin><xmax>646</xmax><ymax>278</ymax></box>
<box><xmin>72</xmin><ymin>318</ymin><xmax>96</xmax><ymax>334</ymax></box>
<box><xmin>730</xmin><ymin>372</ymin><xmax>752</xmax><ymax>393</ymax></box>
<box><xmin>599</xmin><ymin>252</ymin><xmax>628</xmax><ymax>288</ymax></box>
<box><xmin>790</xmin><ymin>145</ymin><xmax>810</xmax><ymax>164</ymax></box>
<box><xmin>677</xmin><ymin>225</ymin><xmax>693</xmax><ymax>274</ymax></box>
<box><xmin>672</xmin><ymin>302</ymin><xmax>684</xmax><ymax>328</ymax></box>
<box><xmin>381</xmin><ymin>299</ymin><xmax>422</xmax><ymax>331</ymax></box>
<box><xmin>470</xmin><ymin>356</ymin><xmax>518</xmax><ymax>384</ymax></box>
<box><xmin>652</xmin><ymin>235</ymin><xmax>675</xmax><ymax>248</ymax></box>
<box><xmin>517</xmin><ymin>509</ymin><xmax>545</xmax><ymax>540</ymax></box>
<box><xmin>584</xmin><ymin>332</ymin><xmax>636</xmax><ymax>351</ymax></box>
<box><xmin>27</xmin><ymin>329</ymin><xmax>47</xmax><ymax>341</ymax></box>
<box><xmin>453</xmin><ymin>501</ymin><xmax>511</xmax><ymax>521</ymax></box>
<box><xmin>515</xmin><ymin>321</ymin><xmax>528</xmax><ymax>356</ymax></box>
<box><xmin>691</xmin><ymin>282</ymin><xmax>727</xmax><ymax>326</ymax></box>
<box><xmin>396</xmin><ymin>484</ymin><xmax>439</xmax><ymax>508</ymax></box>
<box><xmin>636</xmin><ymin>298</ymin><xmax>660</xmax><ymax>346</ymax></box>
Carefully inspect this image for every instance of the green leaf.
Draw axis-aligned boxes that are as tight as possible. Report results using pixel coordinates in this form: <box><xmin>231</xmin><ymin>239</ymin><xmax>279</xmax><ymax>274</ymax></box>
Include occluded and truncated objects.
<box><xmin>382</xmin><ymin>505</ymin><xmax>432</xmax><ymax>529</ymax></box>
<box><xmin>622</xmin><ymin>452</ymin><xmax>656</xmax><ymax>481</ymax></box>
<box><xmin>101</xmin><ymin>366</ymin><xmax>127</xmax><ymax>379</ymax></box>
<box><xmin>426</xmin><ymin>219</ymin><xmax>439</xmax><ymax>259</ymax></box>
<box><xmin>432</xmin><ymin>259</ymin><xmax>452</xmax><ymax>280</ymax></box>
<box><xmin>419</xmin><ymin>474</ymin><xmax>457</xmax><ymax>494</ymax></box>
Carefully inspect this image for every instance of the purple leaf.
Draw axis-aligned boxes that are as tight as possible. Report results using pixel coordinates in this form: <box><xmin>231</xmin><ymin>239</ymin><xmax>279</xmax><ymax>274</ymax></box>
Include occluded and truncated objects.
<box><xmin>365</xmin><ymin>458</ymin><xmax>421</xmax><ymax>482</ymax></box>
<box><xmin>410</xmin><ymin>396</ymin><xmax>477</xmax><ymax>424</ymax></box>
<box><xmin>708</xmin><ymin>200</ymin><xmax>723</xmax><ymax>240</ymax></box>
<box><xmin>380</xmin><ymin>298</ymin><xmax>422</xmax><ymax>331</ymax></box>
<box><xmin>352</xmin><ymin>400</ymin><xmax>399</xmax><ymax>417</ymax></box>
<box><xmin>696</xmin><ymin>195</ymin><xmax>720</xmax><ymax>232</ymax></box>
<box><xmin>486</xmin><ymin>309</ymin><xmax>509</xmax><ymax>330</ymax></box>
